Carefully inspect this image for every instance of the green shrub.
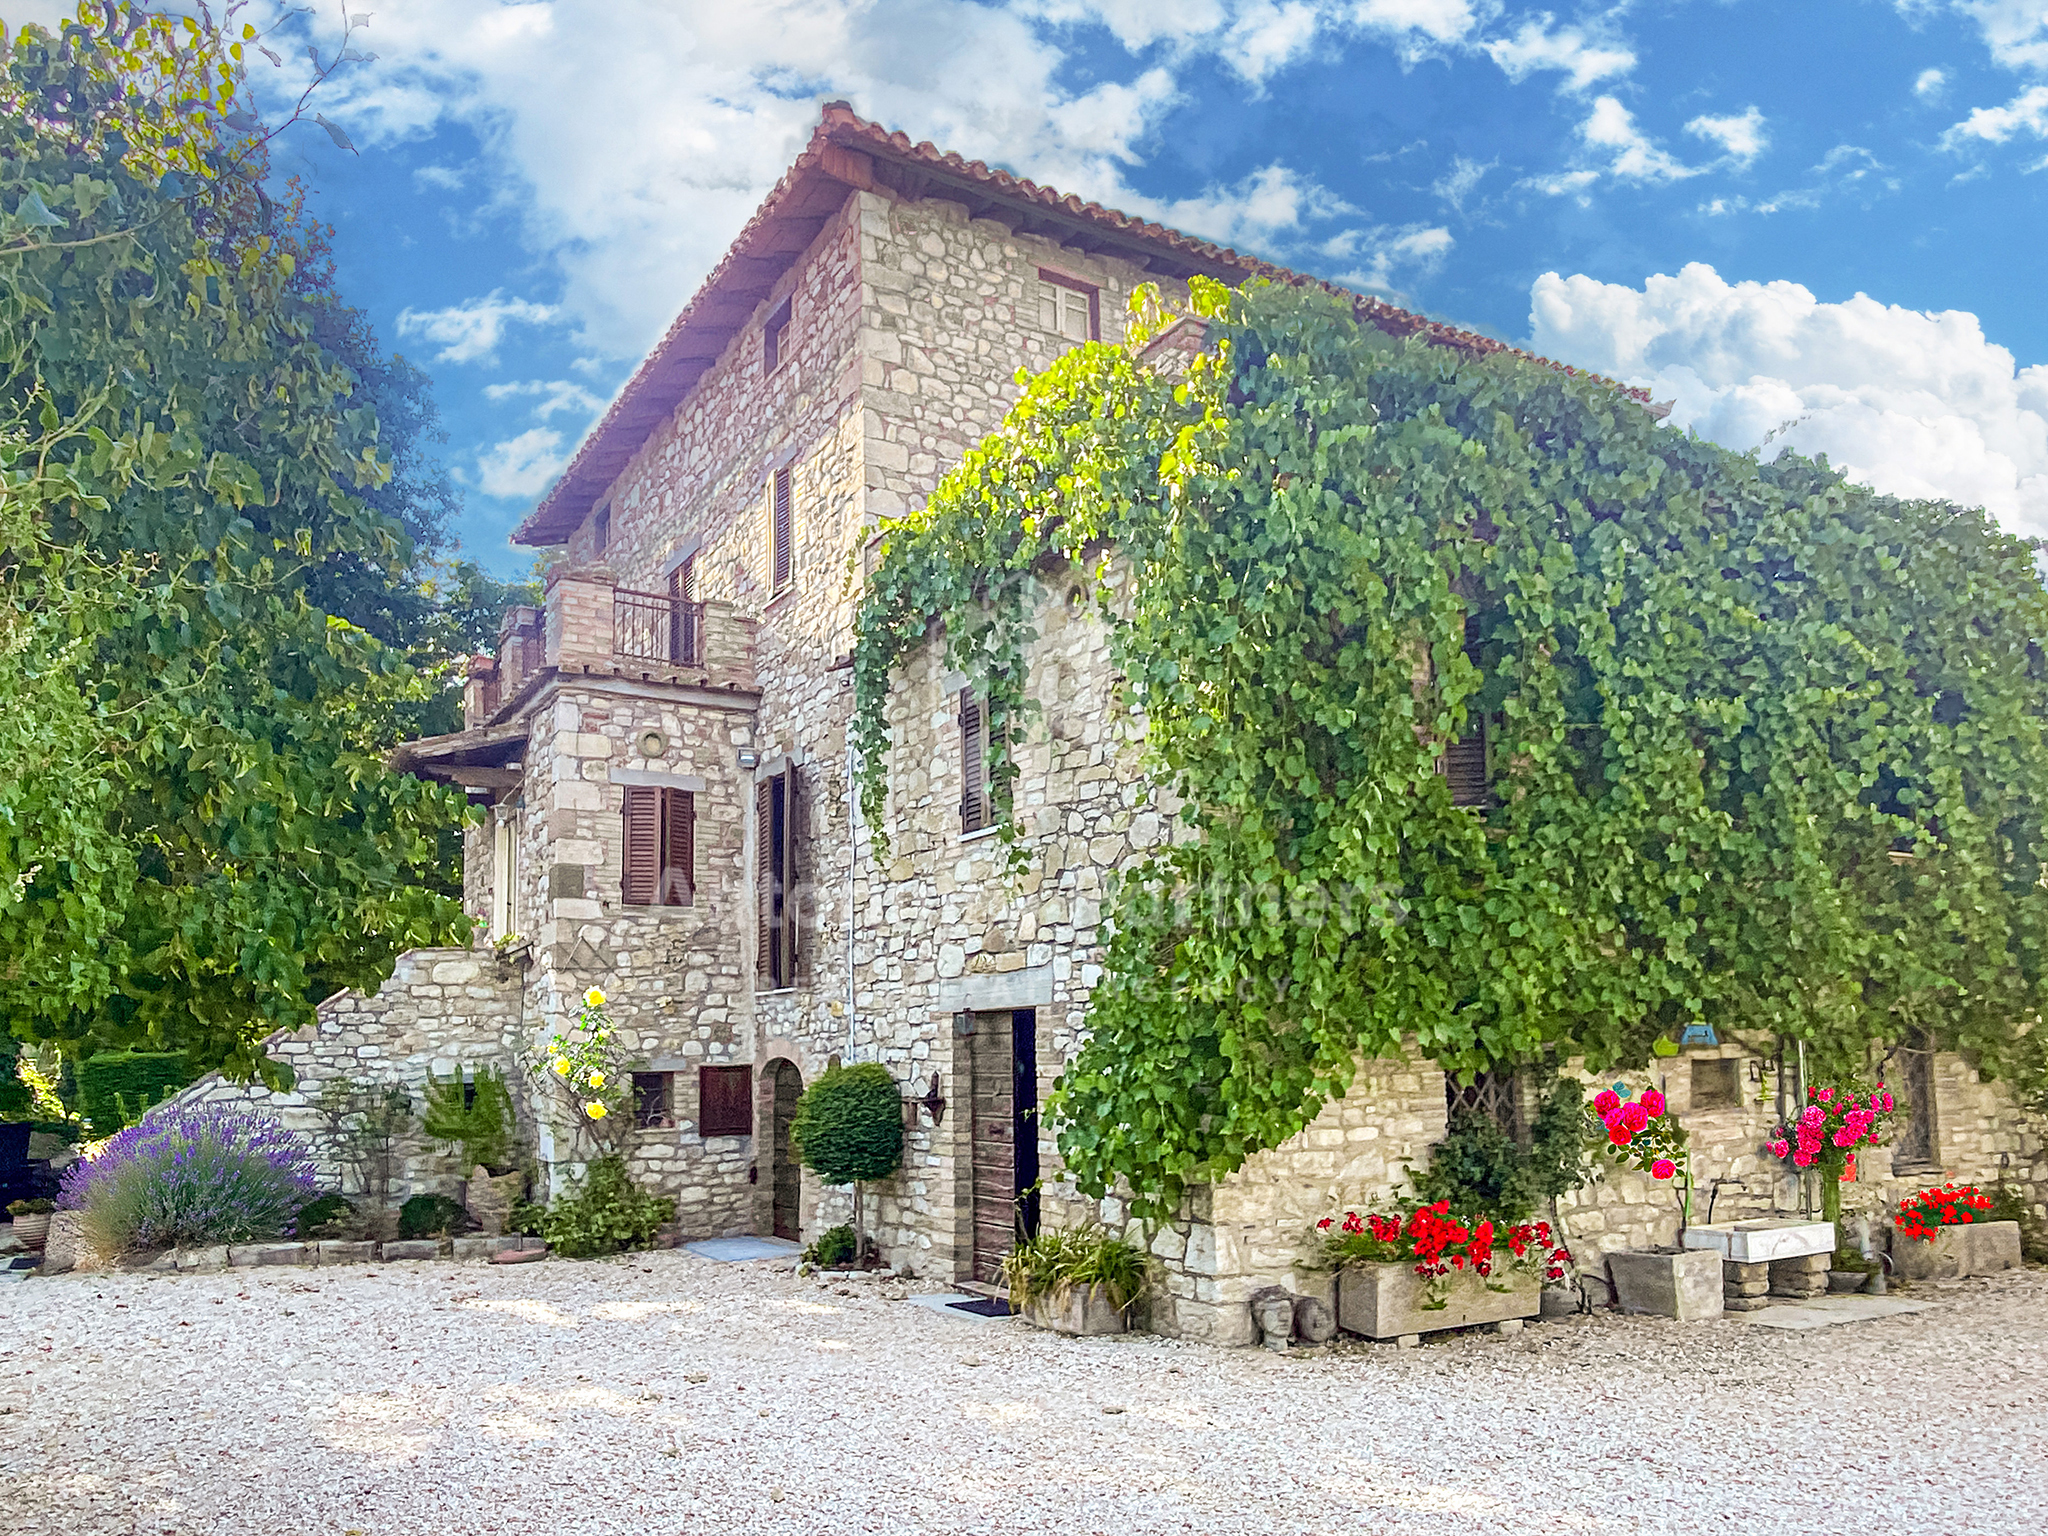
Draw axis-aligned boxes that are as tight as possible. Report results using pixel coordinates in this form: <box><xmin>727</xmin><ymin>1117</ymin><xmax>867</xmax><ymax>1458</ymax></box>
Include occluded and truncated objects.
<box><xmin>76</xmin><ymin>1052</ymin><xmax>200</xmax><ymax>1134</ymax></box>
<box><xmin>421</xmin><ymin>1064</ymin><xmax>517</xmax><ymax>1173</ymax></box>
<box><xmin>506</xmin><ymin>1198</ymin><xmax>547</xmax><ymax>1237</ymax></box>
<box><xmin>297</xmin><ymin>1193</ymin><xmax>355</xmax><ymax>1239</ymax></box>
<box><xmin>398</xmin><ymin>1193</ymin><xmax>468</xmax><ymax>1239</ymax></box>
<box><xmin>1988</xmin><ymin>1182</ymin><xmax>2048</xmax><ymax>1264</ymax></box>
<box><xmin>790</xmin><ymin>1063</ymin><xmax>904</xmax><ymax>1187</ymax></box>
<box><xmin>802</xmin><ymin>1224</ymin><xmax>856</xmax><ymax>1268</ymax></box>
<box><xmin>7</xmin><ymin>1197</ymin><xmax>54</xmax><ymax>1216</ymax></box>
<box><xmin>539</xmin><ymin>1156</ymin><xmax>675</xmax><ymax>1259</ymax></box>
<box><xmin>1001</xmin><ymin>1225</ymin><xmax>1148</xmax><ymax>1312</ymax></box>
<box><xmin>1411</xmin><ymin>1079</ymin><xmax>1590</xmax><ymax>1222</ymax></box>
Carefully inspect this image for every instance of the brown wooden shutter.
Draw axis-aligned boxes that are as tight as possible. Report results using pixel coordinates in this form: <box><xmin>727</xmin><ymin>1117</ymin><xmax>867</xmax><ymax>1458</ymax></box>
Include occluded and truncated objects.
<box><xmin>772</xmin><ymin>468</ymin><xmax>792</xmax><ymax>590</ymax></box>
<box><xmin>1443</xmin><ymin>718</ymin><xmax>1490</xmax><ymax>808</ymax></box>
<box><xmin>756</xmin><ymin>779</ymin><xmax>775</xmax><ymax>979</ymax></box>
<box><xmin>783</xmin><ymin>763</ymin><xmax>804</xmax><ymax>979</ymax></box>
<box><xmin>959</xmin><ymin>691</ymin><xmax>986</xmax><ymax>833</ymax></box>
<box><xmin>699</xmin><ymin>1065</ymin><xmax>753</xmax><ymax>1137</ymax></box>
<box><xmin>658</xmin><ymin>788</ymin><xmax>693</xmax><ymax>906</ymax></box>
<box><xmin>621</xmin><ymin>786</ymin><xmax>659</xmax><ymax>904</ymax></box>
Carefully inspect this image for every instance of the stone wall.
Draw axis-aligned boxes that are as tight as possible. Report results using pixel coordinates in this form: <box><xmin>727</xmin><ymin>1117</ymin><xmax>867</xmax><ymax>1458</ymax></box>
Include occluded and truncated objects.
<box><xmin>162</xmin><ymin>948</ymin><xmax>525</xmax><ymax>1204</ymax></box>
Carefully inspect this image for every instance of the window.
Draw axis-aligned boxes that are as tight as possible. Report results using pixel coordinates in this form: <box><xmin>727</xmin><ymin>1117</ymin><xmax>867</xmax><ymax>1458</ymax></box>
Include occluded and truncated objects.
<box><xmin>621</xmin><ymin>786</ymin><xmax>694</xmax><ymax>906</ymax></box>
<box><xmin>958</xmin><ymin>690</ymin><xmax>1001</xmax><ymax>833</ymax></box>
<box><xmin>1440</xmin><ymin>616</ymin><xmax>1492</xmax><ymax>808</ymax></box>
<box><xmin>490</xmin><ymin>814</ymin><xmax>517</xmax><ymax>940</ymax></box>
<box><xmin>765</xmin><ymin>297</ymin><xmax>793</xmax><ymax>374</ymax></box>
<box><xmin>700</xmin><ymin>1065</ymin><xmax>753</xmax><ymax>1138</ymax></box>
<box><xmin>1037</xmin><ymin>271</ymin><xmax>1098</xmax><ymax>344</ymax></box>
<box><xmin>666</xmin><ymin>556</ymin><xmax>697</xmax><ymax>664</ymax></box>
<box><xmin>594</xmin><ymin>505</ymin><xmax>610</xmax><ymax>557</ymax></box>
<box><xmin>632</xmin><ymin>1072</ymin><xmax>674</xmax><ymax>1129</ymax></box>
<box><xmin>757</xmin><ymin>766</ymin><xmax>803</xmax><ymax>988</ymax></box>
<box><xmin>1894</xmin><ymin>1029</ymin><xmax>1939</xmax><ymax>1169</ymax></box>
<box><xmin>1445</xmin><ymin>1069</ymin><xmax>1519</xmax><ymax>1138</ymax></box>
<box><xmin>1689</xmin><ymin>1057</ymin><xmax>1741</xmax><ymax>1111</ymax></box>
<box><xmin>771</xmin><ymin>467</ymin><xmax>793</xmax><ymax>593</ymax></box>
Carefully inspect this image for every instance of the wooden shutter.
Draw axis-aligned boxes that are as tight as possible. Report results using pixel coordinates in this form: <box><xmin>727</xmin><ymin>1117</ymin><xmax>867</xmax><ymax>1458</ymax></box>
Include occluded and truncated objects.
<box><xmin>666</xmin><ymin>559</ymin><xmax>696</xmax><ymax>664</ymax></box>
<box><xmin>756</xmin><ymin>779</ymin><xmax>775</xmax><ymax>980</ymax></box>
<box><xmin>772</xmin><ymin>468</ymin><xmax>792</xmax><ymax>590</ymax></box>
<box><xmin>783</xmin><ymin>763</ymin><xmax>804</xmax><ymax>979</ymax></box>
<box><xmin>1443</xmin><ymin>718</ymin><xmax>1490</xmax><ymax>808</ymax></box>
<box><xmin>621</xmin><ymin>786</ymin><xmax>659</xmax><ymax>904</ymax></box>
<box><xmin>658</xmin><ymin>788</ymin><xmax>694</xmax><ymax>906</ymax></box>
<box><xmin>959</xmin><ymin>692</ymin><xmax>987</xmax><ymax>833</ymax></box>
<box><xmin>700</xmin><ymin>1065</ymin><xmax>753</xmax><ymax>1138</ymax></box>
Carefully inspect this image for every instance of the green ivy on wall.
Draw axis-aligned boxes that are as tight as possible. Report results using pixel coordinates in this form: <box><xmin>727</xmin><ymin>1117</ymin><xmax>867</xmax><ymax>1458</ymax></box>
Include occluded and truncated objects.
<box><xmin>853</xmin><ymin>278</ymin><xmax>2048</xmax><ymax>1218</ymax></box>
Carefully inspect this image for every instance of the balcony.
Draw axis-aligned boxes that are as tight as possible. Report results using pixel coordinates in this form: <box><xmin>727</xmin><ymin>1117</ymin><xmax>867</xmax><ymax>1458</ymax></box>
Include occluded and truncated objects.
<box><xmin>466</xmin><ymin>565</ymin><xmax>758</xmax><ymax>727</ymax></box>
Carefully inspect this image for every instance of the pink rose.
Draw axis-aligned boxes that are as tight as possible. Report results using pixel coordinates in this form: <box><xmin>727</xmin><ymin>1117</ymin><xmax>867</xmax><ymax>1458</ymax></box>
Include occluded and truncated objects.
<box><xmin>1593</xmin><ymin>1089</ymin><xmax>1621</xmax><ymax>1115</ymax></box>
<box><xmin>1640</xmin><ymin>1089</ymin><xmax>1667</xmax><ymax>1118</ymax></box>
<box><xmin>1608</xmin><ymin>1127</ymin><xmax>1633</xmax><ymax>1147</ymax></box>
<box><xmin>1768</xmin><ymin>1139</ymin><xmax>1791</xmax><ymax>1158</ymax></box>
<box><xmin>1800</xmin><ymin>1106</ymin><xmax>1825</xmax><ymax>1129</ymax></box>
<box><xmin>1833</xmin><ymin>1128</ymin><xmax>1857</xmax><ymax>1148</ymax></box>
<box><xmin>1651</xmin><ymin>1158</ymin><xmax>1676</xmax><ymax>1180</ymax></box>
<box><xmin>1817</xmin><ymin>1088</ymin><xmax>1834</xmax><ymax>1104</ymax></box>
<box><xmin>1793</xmin><ymin>1149</ymin><xmax>1814</xmax><ymax>1168</ymax></box>
<box><xmin>1620</xmin><ymin>1102</ymin><xmax>1650</xmax><ymax>1134</ymax></box>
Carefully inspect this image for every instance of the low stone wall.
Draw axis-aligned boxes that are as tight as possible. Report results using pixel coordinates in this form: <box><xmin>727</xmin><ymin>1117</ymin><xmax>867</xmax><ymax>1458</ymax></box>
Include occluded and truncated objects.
<box><xmin>159</xmin><ymin>947</ymin><xmax>527</xmax><ymax>1205</ymax></box>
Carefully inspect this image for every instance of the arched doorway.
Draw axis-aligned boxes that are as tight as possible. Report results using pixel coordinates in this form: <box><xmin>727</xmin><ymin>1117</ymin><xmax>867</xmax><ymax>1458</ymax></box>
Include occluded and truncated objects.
<box><xmin>768</xmin><ymin>1059</ymin><xmax>803</xmax><ymax>1241</ymax></box>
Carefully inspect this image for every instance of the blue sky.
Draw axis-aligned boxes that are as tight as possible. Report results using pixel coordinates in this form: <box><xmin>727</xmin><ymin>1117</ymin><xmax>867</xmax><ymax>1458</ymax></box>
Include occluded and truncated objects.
<box><xmin>20</xmin><ymin>0</ymin><xmax>2046</xmax><ymax>573</ymax></box>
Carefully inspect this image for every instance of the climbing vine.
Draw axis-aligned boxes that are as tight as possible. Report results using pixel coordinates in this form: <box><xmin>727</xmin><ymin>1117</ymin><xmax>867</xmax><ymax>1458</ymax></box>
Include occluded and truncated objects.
<box><xmin>853</xmin><ymin>278</ymin><xmax>2048</xmax><ymax>1217</ymax></box>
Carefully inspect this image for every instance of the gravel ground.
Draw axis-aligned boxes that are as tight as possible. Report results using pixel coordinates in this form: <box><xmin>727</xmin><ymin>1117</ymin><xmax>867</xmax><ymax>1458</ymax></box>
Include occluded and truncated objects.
<box><xmin>2</xmin><ymin>1253</ymin><xmax>2042</xmax><ymax>1536</ymax></box>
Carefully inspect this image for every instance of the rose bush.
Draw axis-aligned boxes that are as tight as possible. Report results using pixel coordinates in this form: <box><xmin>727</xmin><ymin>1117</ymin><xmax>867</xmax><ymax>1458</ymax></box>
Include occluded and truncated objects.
<box><xmin>1766</xmin><ymin>1082</ymin><xmax>1896</xmax><ymax>1225</ymax></box>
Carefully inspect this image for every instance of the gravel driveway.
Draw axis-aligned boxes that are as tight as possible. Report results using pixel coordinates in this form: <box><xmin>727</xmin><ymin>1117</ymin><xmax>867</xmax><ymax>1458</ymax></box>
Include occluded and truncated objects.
<box><xmin>2</xmin><ymin>1252</ymin><xmax>2041</xmax><ymax>1535</ymax></box>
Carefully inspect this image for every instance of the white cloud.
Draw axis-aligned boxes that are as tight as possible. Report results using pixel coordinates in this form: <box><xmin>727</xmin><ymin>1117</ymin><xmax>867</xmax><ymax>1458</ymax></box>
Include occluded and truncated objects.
<box><xmin>1685</xmin><ymin>106</ymin><xmax>1768</xmax><ymax>166</ymax></box>
<box><xmin>1949</xmin><ymin>0</ymin><xmax>2048</xmax><ymax>72</ymax></box>
<box><xmin>1944</xmin><ymin>82</ymin><xmax>2048</xmax><ymax>144</ymax></box>
<box><xmin>1528</xmin><ymin>262</ymin><xmax>2048</xmax><ymax>537</ymax></box>
<box><xmin>1431</xmin><ymin>155</ymin><xmax>1493</xmax><ymax>210</ymax></box>
<box><xmin>412</xmin><ymin>163</ymin><xmax>466</xmax><ymax>190</ymax></box>
<box><xmin>481</xmin><ymin>378</ymin><xmax>607</xmax><ymax>420</ymax></box>
<box><xmin>1332</xmin><ymin>223</ymin><xmax>1455</xmax><ymax>296</ymax></box>
<box><xmin>1543</xmin><ymin>96</ymin><xmax>1699</xmax><ymax>187</ymax></box>
<box><xmin>1352</xmin><ymin>0</ymin><xmax>1488</xmax><ymax>48</ymax></box>
<box><xmin>395</xmin><ymin>291</ymin><xmax>561</xmax><ymax>366</ymax></box>
<box><xmin>476</xmin><ymin>428</ymin><xmax>570</xmax><ymax>500</ymax></box>
<box><xmin>1149</xmin><ymin>163</ymin><xmax>1357</xmax><ymax>247</ymax></box>
<box><xmin>1914</xmin><ymin>66</ymin><xmax>1950</xmax><ymax>100</ymax></box>
<box><xmin>1483</xmin><ymin>14</ymin><xmax>1634</xmax><ymax>91</ymax></box>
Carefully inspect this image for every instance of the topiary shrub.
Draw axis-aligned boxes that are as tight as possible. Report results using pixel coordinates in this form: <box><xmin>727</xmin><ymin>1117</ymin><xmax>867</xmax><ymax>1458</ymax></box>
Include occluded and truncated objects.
<box><xmin>60</xmin><ymin>1103</ymin><xmax>317</xmax><ymax>1253</ymax></box>
<box><xmin>539</xmin><ymin>1156</ymin><xmax>675</xmax><ymax>1258</ymax></box>
<box><xmin>398</xmin><ymin>1193</ymin><xmax>468</xmax><ymax>1239</ymax></box>
<box><xmin>790</xmin><ymin>1063</ymin><xmax>904</xmax><ymax>1258</ymax></box>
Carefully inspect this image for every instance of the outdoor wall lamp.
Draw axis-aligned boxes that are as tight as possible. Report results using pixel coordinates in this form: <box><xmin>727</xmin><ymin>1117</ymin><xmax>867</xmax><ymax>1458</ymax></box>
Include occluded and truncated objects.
<box><xmin>911</xmin><ymin>1073</ymin><xmax>945</xmax><ymax>1126</ymax></box>
<box><xmin>737</xmin><ymin>748</ymin><xmax>760</xmax><ymax>769</ymax></box>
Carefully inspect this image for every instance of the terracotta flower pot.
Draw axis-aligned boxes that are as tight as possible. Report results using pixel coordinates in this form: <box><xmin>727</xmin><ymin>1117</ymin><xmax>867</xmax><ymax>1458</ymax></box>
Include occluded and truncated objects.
<box><xmin>9</xmin><ymin>1212</ymin><xmax>51</xmax><ymax>1251</ymax></box>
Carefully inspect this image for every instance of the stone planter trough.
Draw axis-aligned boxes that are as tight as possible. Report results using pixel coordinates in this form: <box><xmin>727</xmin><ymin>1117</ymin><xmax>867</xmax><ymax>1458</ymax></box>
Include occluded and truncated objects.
<box><xmin>1021</xmin><ymin>1282</ymin><xmax>1130</xmax><ymax>1337</ymax></box>
<box><xmin>1890</xmin><ymin>1220</ymin><xmax>2021</xmax><ymax>1282</ymax></box>
<box><xmin>1607</xmin><ymin>1248</ymin><xmax>1725</xmax><ymax>1320</ymax></box>
<box><xmin>1681</xmin><ymin>1219</ymin><xmax>1834</xmax><ymax>1263</ymax></box>
<box><xmin>1336</xmin><ymin>1262</ymin><xmax>1539</xmax><ymax>1341</ymax></box>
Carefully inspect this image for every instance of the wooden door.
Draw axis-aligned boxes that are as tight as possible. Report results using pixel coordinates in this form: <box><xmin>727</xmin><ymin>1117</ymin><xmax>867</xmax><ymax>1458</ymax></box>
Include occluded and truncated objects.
<box><xmin>969</xmin><ymin>1009</ymin><xmax>1038</xmax><ymax>1283</ymax></box>
<box><xmin>770</xmin><ymin>1060</ymin><xmax>802</xmax><ymax>1241</ymax></box>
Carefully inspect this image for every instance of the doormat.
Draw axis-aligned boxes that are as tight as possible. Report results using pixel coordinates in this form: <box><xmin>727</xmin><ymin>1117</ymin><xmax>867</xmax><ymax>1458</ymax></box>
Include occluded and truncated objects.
<box><xmin>946</xmin><ymin>1296</ymin><xmax>1014</xmax><ymax>1317</ymax></box>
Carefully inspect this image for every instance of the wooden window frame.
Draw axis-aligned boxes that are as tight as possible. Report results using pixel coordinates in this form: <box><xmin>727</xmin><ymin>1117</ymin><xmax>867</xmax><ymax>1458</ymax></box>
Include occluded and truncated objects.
<box><xmin>959</xmin><ymin>689</ymin><xmax>1000</xmax><ymax>834</ymax></box>
<box><xmin>765</xmin><ymin>297</ymin><xmax>793</xmax><ymax>375</ymax></box>
<box><xmin>1036</xmin><ymin>269</ymin><xmax>1100</xmax><ymax>343</ymax></box>
<box><xmin>699</xmin><ymin>1064</ymin><xmax>754</xmax><ymax>1138</ymax></box>
<box><xmin>757</xmin><ymin>766</ymin><xmax>802</xmax><ymax>988</ymax></box>
<box><xmin>1893</xmin><ymin>1030</ymin><xmax>1940</xmax><ymax>1171</ymax></box>
<box><xmin>621</xmin><ymin>786</ymin><xmax>695</xmax><ymax>907</ymax></box>
<box><xmin>490</xmin><ymin>814</ymin><xmax>517</xmax><ymax>941</ymax></box>
<box><xmin>771</xmin><ymin>467</ymin><xmax>793</xmax><ymax>594</ymax></box>
<box><xmin>632</xmin><ymin>1072</ymin><xmax>675</xmax><ymax>1130</ymax></box>
<box><xmin>1445</xmin><ymin>1068</ymin><xmax>1522</xmax><ymax>1141</ymax></box>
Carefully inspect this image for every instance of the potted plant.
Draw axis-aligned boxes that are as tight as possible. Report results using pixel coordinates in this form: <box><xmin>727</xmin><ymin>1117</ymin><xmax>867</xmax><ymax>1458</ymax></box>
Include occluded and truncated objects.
<box><xmin>1890</xmin><ymin>1183</ymin><xmax>2022</xmax><ymax>1280</ymax></box>
<box><xmin>1587</xmin><ymin>1083</ymin><xmax>1722</xmax><ymax>1319</ymax></box>
<box><xmin>423</xmin><ymin>1063</ymin><xmax>524</xmax><ymax>1235</ymax></box>
<box><xmin>6</xmin><ymin>1197</ymin><xmax>54</xmax><ymax>1250</ymax></box>
<box><xmin>1764</xmin><ymin>1081</ymin><xmax>1898</xmax><ymax>1230</ymax></box>
<box><xmin>1315</xmin><ymin>1204</ymin><xmax>1564</xmax><ymax>1340</ymax></box>
<box><xmin>1002</xmin><ymin>1225</ymin><xmax>1147</xmax><ymax>1336</ymax></box>
<box><xmin>789</xmin><ymin>1063</ymin><xmax>904</xmax><ymax>1264</ymax></box>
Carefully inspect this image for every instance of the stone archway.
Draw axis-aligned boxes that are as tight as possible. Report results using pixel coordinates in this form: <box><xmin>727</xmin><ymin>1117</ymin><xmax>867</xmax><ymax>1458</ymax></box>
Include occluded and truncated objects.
<box><xmin>767</xmin><ymin>1058</ymin><xmax>804</xmax><ymax>1241</ymax></box>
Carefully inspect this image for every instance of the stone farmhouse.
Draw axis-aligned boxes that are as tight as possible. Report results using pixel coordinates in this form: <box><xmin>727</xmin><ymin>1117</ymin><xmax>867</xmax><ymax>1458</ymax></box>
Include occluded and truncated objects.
<box><xmin>181</xmin><ymin>104</ymin><xmax>2045</xmax><ymax>1344</ymax></box>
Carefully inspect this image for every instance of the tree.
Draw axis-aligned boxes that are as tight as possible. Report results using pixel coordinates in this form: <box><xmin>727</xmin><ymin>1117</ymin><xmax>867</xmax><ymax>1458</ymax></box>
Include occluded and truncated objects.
<box><xmin>853</xmin><ymin>278</ymin><xmax>2048</xmax><ymax>1217</ymax></box>
<box><xmin>1</xmin><ymin>4</ymin><xmax>475</xmax><ymax>1080</ymax></box>
<box><xmin>789</xmin><ymin>1063</ymin><xmax>904</xmax><ymax>1259</ymax></box>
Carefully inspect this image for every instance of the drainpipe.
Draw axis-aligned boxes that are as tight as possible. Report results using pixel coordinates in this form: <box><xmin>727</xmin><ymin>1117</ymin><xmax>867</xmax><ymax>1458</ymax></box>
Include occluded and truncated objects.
<box><xmin>846</xmin><ymin>739</ymin><xmax>859</xmax><ymax>1064</ymax></box>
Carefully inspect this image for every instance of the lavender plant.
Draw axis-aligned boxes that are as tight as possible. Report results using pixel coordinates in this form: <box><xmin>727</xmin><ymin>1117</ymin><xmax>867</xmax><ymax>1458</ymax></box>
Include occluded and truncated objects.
<box><xmin>61</xmin><ymin>1102</ymin><xmax>319</xmax><ymax>1253</ymax></box>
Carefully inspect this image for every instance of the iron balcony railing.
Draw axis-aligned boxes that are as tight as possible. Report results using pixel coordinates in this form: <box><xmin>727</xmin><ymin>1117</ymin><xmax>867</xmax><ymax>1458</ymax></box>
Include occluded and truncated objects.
<box><xmin>613</xmin><ymin>588</ymin><xmax>703</xmax><ymax>667</ymax></box>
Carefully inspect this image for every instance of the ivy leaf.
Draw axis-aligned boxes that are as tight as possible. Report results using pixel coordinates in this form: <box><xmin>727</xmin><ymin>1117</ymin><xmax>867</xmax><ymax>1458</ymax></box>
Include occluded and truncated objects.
<box><xmin>15</xmin><ymin>191</ymin><xmax>66</xmax><ymax>228</ymax></box>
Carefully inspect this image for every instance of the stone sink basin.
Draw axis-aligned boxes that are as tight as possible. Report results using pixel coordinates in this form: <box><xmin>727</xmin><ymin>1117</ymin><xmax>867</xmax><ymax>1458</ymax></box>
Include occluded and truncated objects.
<box><xmin>1682</xmin><ymin>1219</ymin><xmax>1836</xmax><ymax>1263</ymax></box>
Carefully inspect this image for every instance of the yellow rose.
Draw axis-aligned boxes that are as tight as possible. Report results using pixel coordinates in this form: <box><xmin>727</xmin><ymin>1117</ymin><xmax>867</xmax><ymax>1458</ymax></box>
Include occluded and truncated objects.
<box><xmin>584</xmin><ymin>987</ymin><xmax>606</xmax><ymax>1009</ymax></box>
<box><xmin>552</xmin><ymin>1058</ymin><xmax>570</xmax><ymax>1076</ymax></box>
<box><xmin>584</xmin><ymin>1101</ymin><xmax>608</xmax><ymax>1120</ymax></box>
<box><xmin>587</xmin><ymin>1071</ymin><xmax>605</xmax><ymax>1088</ymax></box>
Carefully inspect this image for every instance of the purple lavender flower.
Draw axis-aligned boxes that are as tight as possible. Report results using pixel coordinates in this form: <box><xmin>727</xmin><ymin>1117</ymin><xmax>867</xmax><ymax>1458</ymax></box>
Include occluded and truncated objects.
<box><xmin>64</xmin><ymin>1101</ymin><xmax>319</xmax><ymax>1250</ymax></box>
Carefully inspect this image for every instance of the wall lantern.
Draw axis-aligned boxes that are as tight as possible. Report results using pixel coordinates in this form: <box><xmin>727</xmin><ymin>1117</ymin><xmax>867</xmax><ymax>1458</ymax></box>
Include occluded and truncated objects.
<box><xmin>1678</xmin><ymin>1023</ymin><xmax>1719</xmax><ymax>1049</ymax></box>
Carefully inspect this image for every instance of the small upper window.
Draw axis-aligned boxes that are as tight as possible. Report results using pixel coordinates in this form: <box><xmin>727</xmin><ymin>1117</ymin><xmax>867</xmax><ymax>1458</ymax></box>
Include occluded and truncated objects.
<box><xmin>771</xmin><ymin>467</ymin><xmax>793</xmax><ymax>592</ymax></box>
<box><xmin>959</xmin><ymin>690</ymin><xmax>1006</xmax><ymax>834</ymax></box>
<box><xmin>1037</xmin><ymin>272</ymin><xmax>1098</xmax><ymax>345</ymax></box>
<box><xmin>594</xmin><ymin>506</ymin><xmax>610</xmax><ymax>557</ymax></box>
<box><xmin>765</xmin><ymin>297</ymin><xmax>793</xmax><ymax>374</ymax></box>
